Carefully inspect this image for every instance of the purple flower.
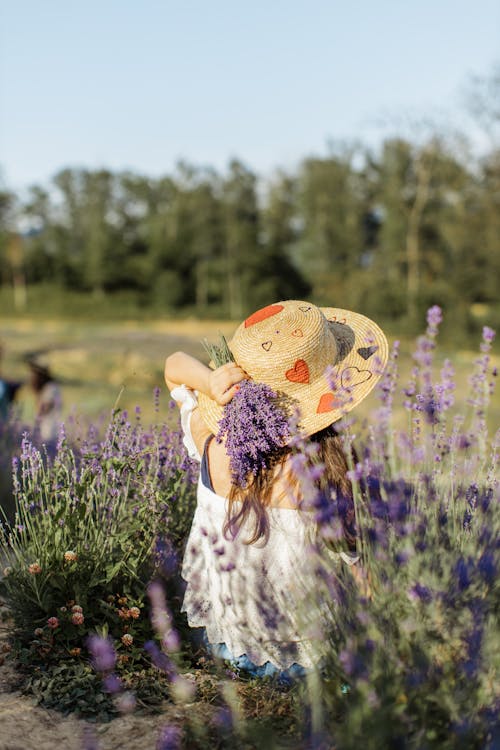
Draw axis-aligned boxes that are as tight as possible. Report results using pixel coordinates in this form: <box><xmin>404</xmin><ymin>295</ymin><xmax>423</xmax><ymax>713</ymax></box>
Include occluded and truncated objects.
<box><xmin>426</xmin><ymin>305</ymin><xmax>443</xmax><ymax>333</ymax></box>
<box><xmin>144</xmin><ymin>640</ymin><xmax>175</xmax><ymax>677</ymax></box>
<box><xmin>212</xmin><ymin>706</ymin><xmax>233</xmax><ymax>732</ymax></box>
<box><xmin>478</xmin><ymin>552</ymin><xmax>496</xmax><ymax>585</ymax></box>
<box><xmin>408</xmin><ymin>583</ymin><xmax>433</xmax><ymax>603</ymax></box>
<box><xmin>157</xmin><ymin>724</ymin><xmax>182</xmax><ymax>750</ymax></box>
<box><xmin>86</xmin><ymin>634</ymin><xmax>116</xmax><ymax>672</ymax></box>
<box><xmin>103</xmin><ymin>673</ymin><xmax>122</xmax><ymax>694</ymax></box>
<box><xmin>481</xmin><ymin>325</ymin><xmax>495</xmax><ymax>346</ymax></box>
<box><xmin>454</xmin><ymin>557</ymin><xmax>472</xmax><ymax>591</ymax></box>
<box><xmin>216</xmin><ymin>380</ymin><xmax>291</xmax><ymax>487</ymax></box>
<box><xmin>82</xmin><ymin>726</ymin><xmax>99</xmax><ymax>750</ymax></box>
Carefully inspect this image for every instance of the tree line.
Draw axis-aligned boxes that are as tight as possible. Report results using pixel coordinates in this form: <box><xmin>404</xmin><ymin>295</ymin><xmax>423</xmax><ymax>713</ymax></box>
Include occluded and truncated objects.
<box><xmin>1</xmin><ymin>130</ymin><xmax>499</xmax><ymax>334</ymax></box>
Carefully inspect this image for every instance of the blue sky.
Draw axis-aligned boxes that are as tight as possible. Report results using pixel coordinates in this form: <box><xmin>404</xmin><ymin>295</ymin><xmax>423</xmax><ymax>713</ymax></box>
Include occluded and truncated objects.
<box><xmin>1</xmin><ymin>0</ymin><xmax>499</xmax><ymax>191</ymax></box>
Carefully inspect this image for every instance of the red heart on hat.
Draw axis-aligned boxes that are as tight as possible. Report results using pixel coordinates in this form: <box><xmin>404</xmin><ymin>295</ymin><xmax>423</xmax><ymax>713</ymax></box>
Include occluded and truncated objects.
<box><xmin>244</xmin><ymin>304</ymin><xmax>284</xmax><ymax>328</ymax></box>
<box><xmin>285</xmin><ymin>359</ymin><xmax>309</xmax><ymax>384</ymax></box>
<box><xmin>316</xmin><ymin>392</ymin><xmax>341</xmax><ymax>413</ymax></box>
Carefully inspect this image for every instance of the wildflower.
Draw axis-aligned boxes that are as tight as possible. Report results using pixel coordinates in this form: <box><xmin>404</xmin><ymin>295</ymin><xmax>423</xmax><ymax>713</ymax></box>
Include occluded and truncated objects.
<box><xmin>116</xmin><ymin>691</ymin><xmax>136</xmax><ymax>714</ymax></box>
<box><xmin>129</xmin><ymin>606</ymin><xmax>140</xmax><ymax>619</ymax></box>
<box><xmin>455</xmin><ymin>557</ymin><xmax>472</xmax><ymax>591</ymax></box>
<box><xmin>47</xmin><ymin>616</ymin><xmax>59</xmax><ymax>629</ymax></box>
<box><xmin>72</xmin><ymin>612</ymin><xmax>85</xmax><ymax>625</ymax></box>
<box><xmin>28</xmin><ymin>563</ymin><xmax>42</xmax><ymax>575</ymax></box>
<box><xmin>71</xmin><ymin>604</ymin><xmax>83</xmax><ymax>613</ymax></box>
<box><xmin>87</xmin><ymin>634</ymin><xmax>116</xmax><ymax>672</ymax></box>
<box><xmin>118</xmin><ymin>608</ymin><xmax>131</xmax><ymax>619</ymax></box>
<box><xmin>59</xmin><ymin>606</ymin><xmax>67</xmax><ymax>612</ymax></box>
<box><xmin>408</xmin><ymin>583</ymin><xmax>433</xmax><ymax>604</ymax></box>
<box><xmin>69</xmin><ymin>647</ymin><xmax>81</xmax><ymax>657</ymax></box>
<box><xmin>157</xmin><ymin>724</ymin><xmax>182</xmax><ymax>750</ymax></box>
<box><xmin>121</xmin><ymin>633</ymin><xmax>133</xmax><ymax>647</ymax></box>
<box><xmin>64</xmin><ymin>550</ymin><xmax>78</xmax><ymax>563</ymax></box>
<box><xmin>171</xmin><ymin>674</ymin><xmax>197</xmax><ymax>702</ymax></box>
<box><xmin>162</xmin><ymin>630</ymin><xmax>181</xmax><ymax>652</ymax></box>
<box><xmin>82</xmin><ymin>725</ymin><xmax>98</xmax><ymax>750</ymax></box>
<box><xmin>144</xmin><ymin>640</ymin><xmax>175</xmax><ymax>676</ymax></box>
<box><xmin>3</xmin><ymin>567</ymin><xmax>12</xmax><ymax>577</ymax></box>
<box><xmin>478</xmin><ymin>552</ymin><xmax>496</xmax><ymax>585</ymax></box>
<box><xmin>34</xmin><ymin>628</ymin><xmax>44</xmax><ymax>637</ymax></box>
<box><xmin>117</xmin><ymin>596</ymin><xmax>127</xmax><ymax>605</ymax></box>
<box><xmin>481</xmin><ymin>325</ymin><xmax>495</xmax><ymax>351</ymax></box>
<box><xmin>103</xmin><ymin>673</ymin><xmax>122</xmax><ymax>694</ymax></box>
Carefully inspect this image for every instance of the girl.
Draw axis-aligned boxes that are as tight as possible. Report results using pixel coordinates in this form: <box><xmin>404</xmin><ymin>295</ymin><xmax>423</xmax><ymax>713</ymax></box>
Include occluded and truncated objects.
<box><xmin>164</xmin><ymin>300</ymin><xmax>388</xmax><ymax>679</ymax></box>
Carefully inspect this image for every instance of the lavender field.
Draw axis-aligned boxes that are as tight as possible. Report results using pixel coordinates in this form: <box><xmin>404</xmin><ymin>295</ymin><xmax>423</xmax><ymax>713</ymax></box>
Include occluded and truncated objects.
<box><xmin>0</xmin><ymin>309</ymin><xmax>498</xmax><ymax>750</ymax></box>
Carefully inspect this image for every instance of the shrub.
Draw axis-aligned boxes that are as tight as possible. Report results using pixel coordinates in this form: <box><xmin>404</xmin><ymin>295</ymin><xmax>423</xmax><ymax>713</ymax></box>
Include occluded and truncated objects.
<box><xmin>1</xmin><ymin>400</ymin><xmax>197</xmax><ymax>711</ymax></box>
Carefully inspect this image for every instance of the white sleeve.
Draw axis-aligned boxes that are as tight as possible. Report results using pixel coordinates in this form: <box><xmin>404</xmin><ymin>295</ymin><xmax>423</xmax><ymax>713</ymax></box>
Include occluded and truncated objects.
<box><xmin>170</xmin><ymin>385</ymin><xmax>202</xmax><ymax>462</ymax></box>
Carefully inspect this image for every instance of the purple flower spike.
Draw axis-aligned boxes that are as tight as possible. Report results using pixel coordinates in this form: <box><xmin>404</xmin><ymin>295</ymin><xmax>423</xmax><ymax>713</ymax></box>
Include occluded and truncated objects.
<box><xmin>482</xmin><ymin>326</ymin><xmax>495</xmax><ymax>344</ymax></box>
<box><xmin>86</xmin><ymin>634</ymin><xmax>116</xmax><ymax>673</ymax></box>
<box><xmin>103</xmin><ymin>673</ymin><xmax>122</xmax><ymax>694</ymax></box>
<box><xmin>157</xmin><ymin>724</ymin><xmax>182</xmax><ymax>750</ymax></box>
<box><xmin>216</xmin><ymin>380</ymin><xmax>291</xmax><ymax>487</ymax></box>
<box><xmin>426</xmin><ymin>305</ymin><xmax>443</xmax><ymax>332</ymax></box>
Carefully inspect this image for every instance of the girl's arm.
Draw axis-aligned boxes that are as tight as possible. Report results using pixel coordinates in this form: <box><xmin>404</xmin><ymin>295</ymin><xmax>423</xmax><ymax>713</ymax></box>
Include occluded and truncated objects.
<box><xmin>164</xmin><ymin>351</ymin><xmax>246</xmax><ymax>405</ymax></box>
<box><xmin>164</xmin><ymin>351</ymin><xmax>247</xmax><ymax>454</ymax></box>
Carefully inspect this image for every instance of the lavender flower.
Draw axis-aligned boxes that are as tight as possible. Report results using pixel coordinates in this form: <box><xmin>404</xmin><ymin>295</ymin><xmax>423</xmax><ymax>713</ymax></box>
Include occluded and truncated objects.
<box><xmin>103</xmin><ymin>673</ymin><xmax>122</xmax><ymax>694</ymax></box>
<box><xmin>86</xmin><ymin>634</ymin><xmax>116</xmax><ymax>672</ymax></box>
<box><xmin>157</xmin><ymin>725</ymin><xmax>182</xmax><ymax>750</ymax></box>
<box><xmin>216</xmin><ymin>379</ymin><xmax>291</xmax><ymax>487</ymax></box>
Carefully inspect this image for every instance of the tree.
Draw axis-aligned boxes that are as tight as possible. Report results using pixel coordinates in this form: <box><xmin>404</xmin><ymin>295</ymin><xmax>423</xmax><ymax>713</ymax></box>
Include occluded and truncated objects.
<box><xmin>221</xmin><ymin>160</ymin><xmax>260</xmax><ymax>318</ymax></box>
<box><xmin>294</xmin><ymin>146</ymin><xmax>365</xmax><ymax>305</ymax></box>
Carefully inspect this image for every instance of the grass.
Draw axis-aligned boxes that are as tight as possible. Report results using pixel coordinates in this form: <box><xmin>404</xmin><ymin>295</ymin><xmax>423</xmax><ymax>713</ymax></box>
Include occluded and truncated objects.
<box><xmin>1</xmin><ymin>314</ymin><xmax>498</xmax><ymax>431</ymax></box>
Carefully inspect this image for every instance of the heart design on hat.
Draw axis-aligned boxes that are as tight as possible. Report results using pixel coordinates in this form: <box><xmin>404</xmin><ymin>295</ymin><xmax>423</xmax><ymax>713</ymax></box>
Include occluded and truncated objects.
<box><xmin>197</xmin><ymin>300</ymin><xmax>389</xmax><ymax>440</ymax></box>
<box><xmin>245</xmin><ymin>304</ymin><xmax>284</xmax><ymax>328</ymax></box>
<box><xmin>316</xmin><ymin>392</ymin><xmax>341</xmax><ymax>413</ymax></box>
<box><xmin>357</xmin><ymin>345</ymin><xmax>378</xmax><ymax>360</ymax></box>
<box><xmin>341</xmin><ymin>366</ymin><xmax>372</xmax><ymax>388</ymax></box>
<box><xmin>285</xmin><ymin>359</ymin><xmax>310</xmax><ymax>384</ymax></box>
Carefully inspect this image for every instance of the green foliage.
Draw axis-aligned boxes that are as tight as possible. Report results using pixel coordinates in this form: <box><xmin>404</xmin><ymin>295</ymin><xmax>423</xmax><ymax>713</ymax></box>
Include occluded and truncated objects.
<box><xmin>23</xmin><ymin>660</ymin><xmax>173</xmax><ymax>721</ymax></box>
<box><xmin>0</xmin><ymin>407</ymin><xmax>197</xmax><ymax>715</ymax></box>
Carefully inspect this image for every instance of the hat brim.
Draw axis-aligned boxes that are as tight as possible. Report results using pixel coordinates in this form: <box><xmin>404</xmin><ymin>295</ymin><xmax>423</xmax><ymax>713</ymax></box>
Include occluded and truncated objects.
<box><xmin>198</xmin><ymin>306</ymin><xmax>388</xmax><ymax>438</ymax></box>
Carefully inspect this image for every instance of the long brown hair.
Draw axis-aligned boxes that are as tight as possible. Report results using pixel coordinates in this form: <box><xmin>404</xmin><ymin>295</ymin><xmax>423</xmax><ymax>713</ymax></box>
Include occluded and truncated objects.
<box><xmin>223</xmin><ymin>424</ymin><xmax>357</xmax><ymax>549</ymax></box>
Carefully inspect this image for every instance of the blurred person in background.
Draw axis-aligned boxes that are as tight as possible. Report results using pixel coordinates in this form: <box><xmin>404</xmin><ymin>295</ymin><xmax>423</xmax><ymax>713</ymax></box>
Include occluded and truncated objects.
<box><xmin>26</xmin><ymin>356</ymin><xmax>63</xmax><ymax>447</ymax></box>
<box><xmin>0</xmin><ymin>342</ymin><xmax>22</xmax><ymax>421</ymax></box>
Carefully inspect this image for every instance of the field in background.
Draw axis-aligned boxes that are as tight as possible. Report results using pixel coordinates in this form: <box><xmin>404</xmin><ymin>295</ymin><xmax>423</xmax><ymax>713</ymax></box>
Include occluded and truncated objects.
<box><xmin>1</xmin><ymin>316</ymin><xmax>499</xmax><ymax>432</ymax></box>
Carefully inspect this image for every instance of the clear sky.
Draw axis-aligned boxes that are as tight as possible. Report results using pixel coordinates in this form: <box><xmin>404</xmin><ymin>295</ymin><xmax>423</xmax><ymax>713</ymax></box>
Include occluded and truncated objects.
<box><xmin>1</xmin><ymin>0</ymin><xmax>499</xmax><ymax>191</ymax></box>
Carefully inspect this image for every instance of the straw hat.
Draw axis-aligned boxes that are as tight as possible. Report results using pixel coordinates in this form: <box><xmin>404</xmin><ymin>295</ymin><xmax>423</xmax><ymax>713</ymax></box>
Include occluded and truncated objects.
<box><xmin>198</xmin><ymin>300</ymin><xmax>389</xmax><ymax>438</ymax></box>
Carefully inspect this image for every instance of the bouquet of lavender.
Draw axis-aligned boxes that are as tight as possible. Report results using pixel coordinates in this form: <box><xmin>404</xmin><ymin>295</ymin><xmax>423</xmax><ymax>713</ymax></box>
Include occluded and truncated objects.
<box><xmin>203</xmin><ymin>336</ymin><xmax>291</xmax><ymax>487</ymax></box>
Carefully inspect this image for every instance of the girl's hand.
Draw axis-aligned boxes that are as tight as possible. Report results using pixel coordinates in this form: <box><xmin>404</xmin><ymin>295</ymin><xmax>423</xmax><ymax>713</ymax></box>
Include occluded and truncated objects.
<box><xmin>208</xmin><ymin>362</ymin><xmax>247</xmax><ymax>405</ymax></box>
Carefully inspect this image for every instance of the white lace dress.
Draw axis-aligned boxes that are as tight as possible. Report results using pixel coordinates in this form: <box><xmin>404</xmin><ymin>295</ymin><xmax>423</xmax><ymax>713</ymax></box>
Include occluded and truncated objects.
<box><xmin>171</xmin><ymin>385</ymin><xmax>358</xmax><ymax>670</ymax></box>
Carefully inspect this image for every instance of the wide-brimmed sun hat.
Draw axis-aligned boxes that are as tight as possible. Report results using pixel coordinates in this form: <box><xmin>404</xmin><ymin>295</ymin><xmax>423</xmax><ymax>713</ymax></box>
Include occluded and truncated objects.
<box><xmin>198</xmin><ymin>300</ymin><xmax>389</xmax><ymax>438</ymax></box>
